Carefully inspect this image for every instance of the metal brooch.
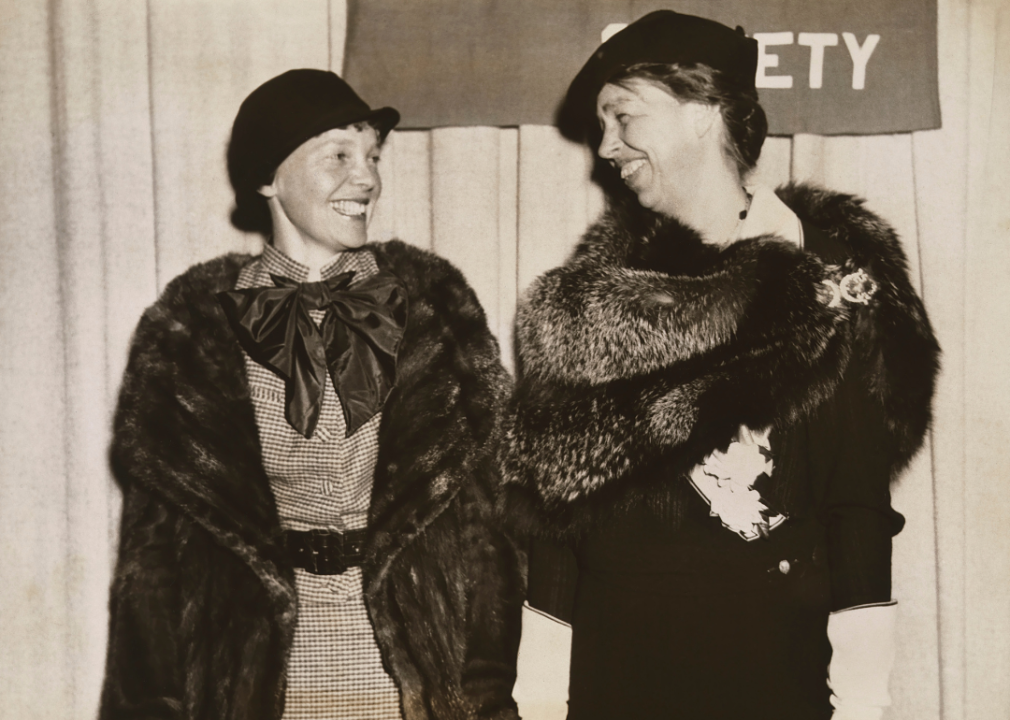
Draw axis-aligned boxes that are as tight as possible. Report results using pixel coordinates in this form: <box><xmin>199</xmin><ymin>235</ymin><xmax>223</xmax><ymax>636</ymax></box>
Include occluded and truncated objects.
<box><xmin>821</xmin><ymin>268</ymin><xmax>878</xmax><ymax>308</ymax></box>
<box><xmin>839</xmin><ymin>269</ymin><xmax>878</xmax><ymax>304</ymax></box>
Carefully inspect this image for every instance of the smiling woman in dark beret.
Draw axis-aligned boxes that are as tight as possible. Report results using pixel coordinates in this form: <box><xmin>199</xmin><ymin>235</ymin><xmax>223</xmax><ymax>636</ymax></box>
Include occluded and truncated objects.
<box><xmin>504</xmin><ymin>10</ymin><xmax>939</xmax><ymax>720</ymax></box>
<box><xmin>100</xmin><ymin>69</ymin><xmax>524</xmax><ymax>720</ymax></box>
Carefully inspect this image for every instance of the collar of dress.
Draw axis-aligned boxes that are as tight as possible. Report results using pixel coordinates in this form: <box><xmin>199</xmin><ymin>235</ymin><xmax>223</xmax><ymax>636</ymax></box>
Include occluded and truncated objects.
<box><xmin>739</xmin><ymin>185</ymin><xmax>804</xmax><ymax>248</ymax></box>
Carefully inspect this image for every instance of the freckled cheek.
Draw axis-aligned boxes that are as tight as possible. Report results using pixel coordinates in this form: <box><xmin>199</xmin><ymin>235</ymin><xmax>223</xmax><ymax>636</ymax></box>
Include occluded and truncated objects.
<box><xmin>312</xmin><ymin>168</ymin><xmax>346</xmax><ymax>197</ymax></box>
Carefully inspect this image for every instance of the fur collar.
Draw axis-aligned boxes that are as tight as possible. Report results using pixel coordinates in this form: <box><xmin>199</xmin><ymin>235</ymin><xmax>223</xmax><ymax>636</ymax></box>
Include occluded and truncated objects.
<box><xmin>501</xmin><ymin>183</ymin><xmax>939</xmax><ymax>536</ymax></box>
<box><xmin>111</xmin><ymin>241</ymin><xmax>510</xmax><ymax>602</ymax></box>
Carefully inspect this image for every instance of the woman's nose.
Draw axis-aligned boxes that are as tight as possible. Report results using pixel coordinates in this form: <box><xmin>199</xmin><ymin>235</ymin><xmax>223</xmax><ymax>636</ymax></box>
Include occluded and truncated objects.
<box><xmin>597</xmin><ymin>123</ymin><xmax>622</xmax><ymax>159</ymax></box>
<box><xmin>351</xmin><ymin>159</ymin><xmax>377</xmax><ymax>189</ymax></box>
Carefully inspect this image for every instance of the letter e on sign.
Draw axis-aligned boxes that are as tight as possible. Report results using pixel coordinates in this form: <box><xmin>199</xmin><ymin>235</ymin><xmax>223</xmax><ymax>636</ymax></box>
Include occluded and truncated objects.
<box><xmin>754</xmin><ymin>32</ymin><xmax>794</xmax><ymax>89</ymax></box>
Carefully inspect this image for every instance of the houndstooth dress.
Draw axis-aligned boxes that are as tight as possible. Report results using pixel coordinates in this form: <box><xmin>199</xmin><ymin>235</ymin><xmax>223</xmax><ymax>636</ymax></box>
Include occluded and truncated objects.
<box><xmin>236</xmin><ymin>244</ymin><xmax>402</xmax><ymax>720</ymax></box>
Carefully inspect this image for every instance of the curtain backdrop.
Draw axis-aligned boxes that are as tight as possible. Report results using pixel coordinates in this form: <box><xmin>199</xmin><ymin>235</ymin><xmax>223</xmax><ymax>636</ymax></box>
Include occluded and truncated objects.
<box><xmin>0</xmin><ymin>1</ymin><xmax>1007</xmax><ymax>718</ymax></box>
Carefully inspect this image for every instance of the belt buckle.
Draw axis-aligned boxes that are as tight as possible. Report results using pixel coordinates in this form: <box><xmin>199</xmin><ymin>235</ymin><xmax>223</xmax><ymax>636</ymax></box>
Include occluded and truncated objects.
<box><xmin>310</xmin><ymin>528</ymin><xmax>347</xmax><ymax>575</ymax></box>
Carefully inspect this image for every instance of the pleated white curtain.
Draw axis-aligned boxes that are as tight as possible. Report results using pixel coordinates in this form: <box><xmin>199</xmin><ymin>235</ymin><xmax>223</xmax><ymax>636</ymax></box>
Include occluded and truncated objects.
<box><xmin>0</xmin><ymin>1</ymin><xmax>1007</xmax><ymax>719</ymax></box>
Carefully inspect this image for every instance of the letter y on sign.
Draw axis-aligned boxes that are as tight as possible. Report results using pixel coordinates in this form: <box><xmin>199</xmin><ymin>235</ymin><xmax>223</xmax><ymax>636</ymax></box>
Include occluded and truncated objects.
<box><xmin>842</xmin><ymin>33</ymin><xmax>881</xmax><ymax>89</ymax></box>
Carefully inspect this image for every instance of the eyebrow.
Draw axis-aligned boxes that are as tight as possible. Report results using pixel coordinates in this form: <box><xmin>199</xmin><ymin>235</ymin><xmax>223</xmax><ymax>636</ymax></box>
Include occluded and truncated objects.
<box><xmin>317</xmin><ymin>137</ymin><xmax>381</xmax><ymax>153</ymax></box>
<box><xmin>324</xmin><ymin>137</ymin><xmax>359</xmax><ymax>147</ymax></box>
<box><xmin>599</xmin><ymin>97</ymin><xmax>622</xmax><ymax>113</ymax></box>
<box><xmin>599</xmin><ymin>97</ymin><xmax>633</xmax><ymax>118</ymax></box>
<box><xmin>600</xmin><ymin>89</ymin><xmax>638</xmax><ymax>109</ymax></box>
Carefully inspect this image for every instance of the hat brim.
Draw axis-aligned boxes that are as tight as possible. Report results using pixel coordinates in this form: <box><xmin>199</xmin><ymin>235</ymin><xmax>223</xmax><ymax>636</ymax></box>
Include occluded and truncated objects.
<box><xmin>267</xmin><ymin>105</ymin><xmax>401</xmax><ymax>179</ymax></box>
<box><xmin>360</xmin><ymin>106</ymin><xmax>401</xmax><ymax>140</ymax></box>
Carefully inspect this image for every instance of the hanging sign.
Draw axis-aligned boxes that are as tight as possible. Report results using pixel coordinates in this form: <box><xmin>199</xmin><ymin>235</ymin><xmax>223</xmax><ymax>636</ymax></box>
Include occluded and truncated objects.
<box><xmin>344</xmin><ymin>0</ymin><xmax>940</xmax><ymax>135</ymax></box>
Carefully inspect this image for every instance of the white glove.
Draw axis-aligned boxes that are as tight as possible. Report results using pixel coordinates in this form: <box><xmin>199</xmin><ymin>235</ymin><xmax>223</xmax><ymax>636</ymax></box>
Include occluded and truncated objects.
<box><xmin>513</xmin><ymin>603</ymin><xmax>571</xmax><ymax>720</ymax></box>
<box><xmin>827</xmin><ymin>601</ymin><xmax>898</xmax><ymax>720</ymax></box>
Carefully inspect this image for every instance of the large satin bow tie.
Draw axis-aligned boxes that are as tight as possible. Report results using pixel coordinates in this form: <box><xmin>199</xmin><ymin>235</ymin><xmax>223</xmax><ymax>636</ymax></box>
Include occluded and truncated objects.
<box><xmin>218</xmin><ymin>270</ymin><xmax>407</xmax><ymax>439</ymax></box>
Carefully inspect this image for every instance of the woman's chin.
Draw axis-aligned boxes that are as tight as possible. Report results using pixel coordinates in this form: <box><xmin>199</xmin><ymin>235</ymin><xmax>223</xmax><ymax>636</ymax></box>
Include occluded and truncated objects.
<box><xmin>325</xmin><ymin>231</ymin><xmax>369</xmax><ymax>252</ymax></box>
<box><xmin>635</xmin><ymin>191</ymin><xmax>673</xmax><ymax>218</ymax></box>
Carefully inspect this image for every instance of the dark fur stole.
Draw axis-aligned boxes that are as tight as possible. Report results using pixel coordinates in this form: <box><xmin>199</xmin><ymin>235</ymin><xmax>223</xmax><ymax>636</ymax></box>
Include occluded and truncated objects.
<box><xmin>500</xmin><ymin>183</ymin><xmax>939</xmax><ymax>538</ymax></box>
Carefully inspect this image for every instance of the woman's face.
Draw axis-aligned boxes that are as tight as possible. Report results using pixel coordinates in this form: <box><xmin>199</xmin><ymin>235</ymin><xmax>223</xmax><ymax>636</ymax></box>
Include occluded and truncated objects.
<box><xmin>260</xmin><ymin>124</ymin><xmax>382</xmax><ymax>256</ymax></box>
<box><xmin>596</xmin><ymin>79</ymin><xmax>710</xmax><ymax>217</ymax></box>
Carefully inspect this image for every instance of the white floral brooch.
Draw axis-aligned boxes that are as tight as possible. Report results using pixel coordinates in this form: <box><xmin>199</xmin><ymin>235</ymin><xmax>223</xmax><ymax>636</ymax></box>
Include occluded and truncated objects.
<box><xmin>688</xmin><ymin>426</ymin><xmax>786</xmax><ymax>541</ymax></box>
<box><xmin>820</xmin><ymin>268</ymin><xmax>878</xmax><ymax>308</ymax></box>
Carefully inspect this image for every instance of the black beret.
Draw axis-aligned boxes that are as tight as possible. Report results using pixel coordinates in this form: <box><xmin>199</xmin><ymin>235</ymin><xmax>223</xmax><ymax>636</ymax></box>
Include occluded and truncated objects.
<box><xmin>228</xmin><ymin>69</ymin><xmax>399</xmax><ymax>196</ymax></box>
<box><xmin>559</xmin><ymin>10</ymin><xmax>758</xmax><ymax>139</ymax></box>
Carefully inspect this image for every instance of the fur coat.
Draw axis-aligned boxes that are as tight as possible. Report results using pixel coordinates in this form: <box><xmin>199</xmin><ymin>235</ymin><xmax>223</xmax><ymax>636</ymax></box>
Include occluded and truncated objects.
<box><xmin>100</xmin><ymin>241</ymin><xmax>524</xmax><ymax>720</ymax></box>
<box><xmin>501</xmin><ymin>183</ymin><xmax>939</xmax><ymax>539</ymax></box>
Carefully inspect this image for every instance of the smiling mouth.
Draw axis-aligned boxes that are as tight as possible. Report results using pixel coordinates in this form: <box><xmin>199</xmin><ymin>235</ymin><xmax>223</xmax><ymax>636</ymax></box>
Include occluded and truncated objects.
<box><xmin>619</xmin><ymin>159</ymin><xmax>647</xmax><ymax>181</ymax></box>
<box><xmin>331</xmin><ymin>200</ymin><xmax>369</xmax><ymax>217</ymax></box>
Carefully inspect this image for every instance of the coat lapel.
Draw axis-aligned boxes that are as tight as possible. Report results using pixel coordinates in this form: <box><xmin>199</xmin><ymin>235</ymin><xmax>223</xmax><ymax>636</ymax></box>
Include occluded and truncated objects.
<box><xmin>111</xmin><ymin>254</ymin><xmax>297</xmax><ymax>626</ymax></box>
<box><xmin>364</xmin><ymin>242</ymin><xmax>510</xmax><ymax>592</ymax></box>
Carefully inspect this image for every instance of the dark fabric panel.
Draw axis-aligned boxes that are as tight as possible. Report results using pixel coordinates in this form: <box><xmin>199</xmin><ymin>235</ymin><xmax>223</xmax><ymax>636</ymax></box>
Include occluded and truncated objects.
<box><xmin>526</xmin><ymin>537</ymin><xmax>579</xmax><ymax>624</ymax></box>
<box><xmin>345</xmin><ymin>0</ymin><xmax>940</xmax><ymax>135</ymax></box>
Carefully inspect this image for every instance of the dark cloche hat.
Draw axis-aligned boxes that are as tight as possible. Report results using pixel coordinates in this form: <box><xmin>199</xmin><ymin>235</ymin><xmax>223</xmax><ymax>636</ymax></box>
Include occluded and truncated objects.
<box><xmin>559</xmin><ymin>10</ymin><xmax>758</xmax><ymax>139</ymax></box>
<box><xmin>228</xmin><ymin>69</ymin><xmax>400</xmax><ymax>196</ymax></box>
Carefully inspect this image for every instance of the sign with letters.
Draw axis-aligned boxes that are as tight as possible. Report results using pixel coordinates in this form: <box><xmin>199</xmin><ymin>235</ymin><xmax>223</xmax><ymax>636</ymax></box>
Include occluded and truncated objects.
<box><xmin>345</xmin><ymin>0</ymin><xmax>940</xmax><ymax>135</ymax></box>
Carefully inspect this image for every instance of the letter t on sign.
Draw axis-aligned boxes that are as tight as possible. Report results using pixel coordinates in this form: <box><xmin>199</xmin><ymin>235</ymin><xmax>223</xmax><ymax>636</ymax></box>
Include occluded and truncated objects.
<box><xmin>798</xmin><ymin>33</ymin><xmax>839</xmax><ymax>89</ymax></box>
<box><xmin>754</xmin><ymin>32</ymin><xmax>794</xmax><ymax>89</ymax></box>
<box><xmin>842</xmin><ymin>33</ymin><xmax>881</xmax><ymax>89</ymax></box>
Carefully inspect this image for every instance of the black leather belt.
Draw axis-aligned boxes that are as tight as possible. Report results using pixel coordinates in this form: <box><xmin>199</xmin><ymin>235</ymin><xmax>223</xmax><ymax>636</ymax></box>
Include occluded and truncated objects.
<box><xmin>281</xmin><ymin>528</ymin><xmax>367</xmax><ymax>575</ymax></box>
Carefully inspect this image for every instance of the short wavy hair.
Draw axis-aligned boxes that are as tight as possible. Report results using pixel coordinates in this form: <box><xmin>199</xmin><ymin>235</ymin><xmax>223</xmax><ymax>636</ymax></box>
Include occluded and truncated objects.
<box><xmin>608</xmin><ymin>62</ymin><xmax>768</xmax><ymax>178</ymax></box>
